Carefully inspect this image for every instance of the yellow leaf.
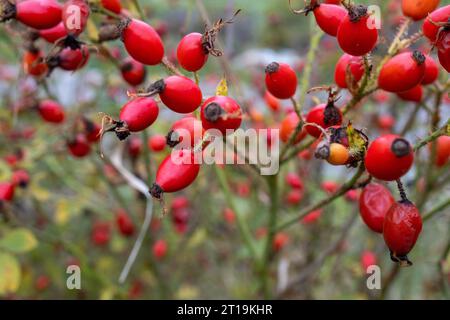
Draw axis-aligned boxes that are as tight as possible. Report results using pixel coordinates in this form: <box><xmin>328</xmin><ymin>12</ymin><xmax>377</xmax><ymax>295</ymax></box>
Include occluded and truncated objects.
<box><xmin>0</xmin><ymin>228</ymin><xmax>37</xmax><ymax>253</ymax></box>
<box><xmin>187</xmin><ymin>229</ymin><xmax>206</xmax><ymax>249</ymax></box>
<box><xmin>55</xmin><ymin>200</ymin><xmax>70</xmax><ymax>225</ymax></box>
<box><xmin>86</xmin><ymin>19</ymin><xmax>99</xmax><ymax>42</ymax></box>
<box><xmin>30</xmin><ymin>173</ymin><xmax>51</xmax><ymax>201</ymax></box>
<box><xmin>215</xmin><ymin>77</ymin><xmax>228</xmax><ymax>96</ymax></box>
<box><xmin>100</xmin><ymin>287</ymin><xmax>116</xmax><ymax>300</ymax></box>
<box><xmin>176</xmin><ymin>284</ymin><xmax>199</xmax><ymax>299</ymax></box>
<box><xmin>0</xmin><ymin>252</ymin><xmax>21</xmax><ymax>295</ymax></box>
<box><xmin>346</xmin><ymin>122</ymin><xmax>367</xmax><ymax>159</ymax></box>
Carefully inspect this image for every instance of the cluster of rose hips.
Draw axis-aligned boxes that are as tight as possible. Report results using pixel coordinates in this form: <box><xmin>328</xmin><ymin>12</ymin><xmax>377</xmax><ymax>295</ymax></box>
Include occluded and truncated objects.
<box><xmin>266</xmin><ymin>0</ymin><xmax>449</xmax><ymax>265</ymax></box>
<box><xmin>1</xmin><ymin>0</ymin><xmax>449</xmax><ymax>284</ymax></box>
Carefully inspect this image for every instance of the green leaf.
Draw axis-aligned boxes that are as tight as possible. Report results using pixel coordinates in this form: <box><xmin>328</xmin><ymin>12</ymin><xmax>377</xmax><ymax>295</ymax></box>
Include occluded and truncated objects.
<box><xmin>0</xmin><ymin>228</ymin><xmax>38</xmax><ymax>253</ymax></box>
<box><xmin>0</xmin><ymin>252</ymin><xmax>21</xmax><ymax>295</ymax></box>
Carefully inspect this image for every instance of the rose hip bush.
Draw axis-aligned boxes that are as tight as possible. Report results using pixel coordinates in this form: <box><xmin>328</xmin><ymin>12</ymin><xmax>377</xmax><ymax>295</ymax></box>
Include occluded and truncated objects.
<box><xmin>0</xmin><ymin>0</ymin><xmax>449</xmax><ymax>299</ymax></box>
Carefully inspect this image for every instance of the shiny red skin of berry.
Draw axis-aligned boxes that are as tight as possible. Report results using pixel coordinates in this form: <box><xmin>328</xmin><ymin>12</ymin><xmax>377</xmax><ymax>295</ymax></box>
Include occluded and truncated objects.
<box><xmin>437</xmin><ymin>32</ymin><xmax>450</xmax><ymax>72</ymax></box>
<box><xmin>172</xmin><ymin>208</ymin><xmax>190</xmax><ymax>225</ymax></box>
<box><xmin>337</xmin><ymin>14</ymin><xmax>378</xmax><ymax>56</ymax></box>
<box><xmin>345</xmin><ymin>189</ymin><xmax>360</xmax><ymax>202</ymax></box>
<box><xmin>280</xmin><ymin>112</ymin><xmax>307</xmax><ymax>144</ymax></box>
<box><xmin>171</xmin><ymin>196</ymin><xmax>189</xmax><ymax>211</ymax></box>
<box><xmin>397</xmin><ymin>85</ymin><xmax>423</xmax><ymax>102</ymax></box>
<box><xmin>38</xmin><ymin>100</ymin><xmax>65</xmax><ymax>123</ymax></box>
<box><xmin>359</xmin><ymin>183</ymin><xmax>395</xmax><ymax>233</ymax></box>
<box><xmin>383</xmin><ymin>201</ymin><xmax>422</xmax><ymax>256</ymax></box>
<box><xmin>265</xmin><ymin>62</ymin><xmax>297</xmax><ymax>99</ymax></box>
<box><xmin>286</xmin><ymin>172</ymin><xmax>304</xmax><ymax>190</ymax></box>
<box><xmin>39</xmin><ymin>22</ymin><xmax>67</xmax><ymax>43</ymax></box>
<box><xmin>361</xmin><ymin>250</ymin><xmax>377</xmax><ymax>271</ymax></box>
<box><xmin>101</xmin><ymin>0</ymin><xmax>122</xmax><ymax>14</ymax></box>
<box><xmin>12</xmin><ymin>169</ymin><xmax>30</xmax><ymax>188</ymax></box>
<box><xmin>365</xmin><ymin>134</ymin><xmax>414</xmax><ymax>181</ymax></box>
<box><xmin>16</xmin><ymin>0</ymin><xmax>62</xmax><ymax>30</ymax></box>
<box><xmin>119</xmin><ymin>97</ymin><xmax>159</xmax><ymax>132</ymax></box>
<box><xmin>177</xmin><ymin>32</ymin><xmax>209</xmax><ymax>72</ymax></box>
<box><xmin>0</xmin><ymin>182</ymin><xmax>15</xmax><ymax>201</ymax></box>
<box><xmin>148</xmin><ymin>134</ymin><xmax>166</xmax><ymax>152</ymax></box>
<box><xmin>286</xmin><ymin>189</ymin><xmax>304</xmax><ymax>205</ymax></box>
<box><xmin>334</xmin><ymin>54</ymin><xmax>364</xmax><ymax>88</ymax></box>
<box><xmin>67</xmin><ymin>134</ymin><xmax>91</xmax><ymax>158</ymax></box>
<box><xmin>58</xmin><ymin>46</ymin><xmax>90</xmax><ymax>71</ymax></box>
<box><xmin>154</xmin><ymin>150</ymin><xmax>200</xmax><ymax>194</ymax></box>
<box><xmin>422</xmin><ymin>5</ymin><xmax>450</xmax><ymax>43</ymax></box>
<box><xmin>422</xmin><ymin>55</ymin><xmax>439</xmax><ymax>85</ymax></box>
<box><xmin>153</xmin><ymin>239</ymin><xmax>167</xmax><ymax>259</ymax></box>
<box><xmin>200</xmin><ymin>96</ymin><xmax>242</xmax><ymax>135</ymax></box>
<box><xmin>127</xmin><ymin>136</ymin><xmax>142</xmax><ymax>157</ymax></box>
<box><xmin>159</xmin><ymin>76</ymin><xmax>202</xmax><ymax>114</ymax></box>
<box><xmin>91</xmin><ymin>222</ymin><xmax>111</xmax><ymax>246</ymax></box>
<box><xmin>377</xmin><ymin>114</ymin><xmax>395</xmax><ymax>130</ymax></box>
<box><xmin>62</xmin><ymin>0</ymin><xmax>90</xmax><ymax>36</ymax></box>
<box><xmin>122</xmin><ymin>19</ymin><xmax>164</xmax><ymax>66</ymax></box>
<box><xmin>223</xmin><ymin>208</ymin><xmax>235</xmax><ymax>225</ymax></box>
<box><xmin>305</xmin><ymin>103</ymin><xmax>343</xmax><ymax>138</ymax></box>
<box><xmin>321</xmin><ymin>181</ymin><xmax>339</xmax><ymax>193</ymax></box>
<box><xmin>23</xmin><ymin>50</ymin><xmax>48</xmax><ymax>77</ymax></box>
<box><xmin>273</xmin><ymin>233</ymin><xmax>289</xmax><ymax>252</ymax></box>
<box><xmin>35</xmin><ymin>275</ymin><xmax>50</xmax><ymax>291</ymax></box>
<box><xmin>435</xmin><ymin>135</ymin><xmax>450</xmax><ymax>167</ymax></box>
<box><xmin>302</xmin><ymin>209</ymin><xmax>322</xmax><ymax>224</ymax></box>
<box><xmin>116</xmin><ymin>210</ymin><xmax>135</xmax><ymax>237</ymax></box>
<box><xmin>169</xmin><ymin>116</ymin><xmax>204</xmax><ymax>148</ymax></box>
<box><xmin>120</xmin><ymin>58</ymin><xmax>146</xmax><ymax>86</ymax></box>
<box><xmin>378</xmin><ymin>52</ymin><xmax>426</xmax><ymax>92</ymax></box>
<box><xmin>313</xmin><ymin>4</ymin><xmax>346</xmax><ymax>37</ymax></box>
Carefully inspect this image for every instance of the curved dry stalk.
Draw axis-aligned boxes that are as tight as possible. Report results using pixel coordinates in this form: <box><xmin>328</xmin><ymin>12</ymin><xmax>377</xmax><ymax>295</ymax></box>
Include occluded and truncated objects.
<box><xmin>107</xmin><ymin>143</ymin><xmax>154</xmax><ymax>284</ymax></box>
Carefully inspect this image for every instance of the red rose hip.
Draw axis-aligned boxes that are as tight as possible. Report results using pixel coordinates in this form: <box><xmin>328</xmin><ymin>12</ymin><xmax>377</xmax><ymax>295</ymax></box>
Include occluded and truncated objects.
<box><xmin>265</xmin><ymin>62</ymin><xmax>297</xmax><ymax>99</ymax></box>
<box><xmin>378</xmin><ymin>51</ymin><xmax>426</xmax><ymax>93</ymax></box>
<box><xmin>383</xmin><ymin>200</ymin><xmax>422</xmax><ymax>266</ymax></box>
<box><xmin>359</xmin><ymin>183</ymin><xmax>395</xmax><ymax>233</ymax></box>
<box><xmin>365</xmin><ymin>134</ymin><xmax>414</xmax><ymax>181</ymax></box>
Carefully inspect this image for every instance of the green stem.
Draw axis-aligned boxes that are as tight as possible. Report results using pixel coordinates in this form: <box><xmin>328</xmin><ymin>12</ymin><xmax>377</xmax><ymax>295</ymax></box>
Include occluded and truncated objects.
<box><xmin>260</xmin><ymin>174</ymin><xmax>279</xmax><ymax>299</ymax></box>
<box><xmin>142</xmin><ymin>129</ymin><xmax>152</xmax><ymax>180</ymax></box>
<box><xmin>298</xmin><ymin>23</ymin><xmax>322</xmax><ymax>110</ymax></box>
<box><xmin>276</xmin><ymin>165</ymin><xmax>365</xmax><ymax>231</ymax></box>
<box><xmin>413</xmin><ymin>118</ymin><xmax>449</xmax><ymax>152</ymax></box>
<box><xmin>423</xmin><ymin>198</ymin><xmax>450</xmax><ymax>222</ymax></box>
<box><xmin>213</xmin><ymin>165</ymin><xmax>257</xmax><ymax>259</ymax></box>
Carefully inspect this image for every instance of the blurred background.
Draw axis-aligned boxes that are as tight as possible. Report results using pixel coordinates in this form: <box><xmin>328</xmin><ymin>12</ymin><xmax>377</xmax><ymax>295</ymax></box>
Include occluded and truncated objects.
<box><xmin>0</xmin><ymin>0</ymin><xmax>449</xmax><ymax>299</ymax></box>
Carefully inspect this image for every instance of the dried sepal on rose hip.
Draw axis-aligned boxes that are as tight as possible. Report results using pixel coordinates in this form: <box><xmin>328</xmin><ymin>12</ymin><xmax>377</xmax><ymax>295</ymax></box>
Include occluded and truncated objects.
<box><xmin>289</xmin><ymin>0</ymin><xmax>346</xmax><ymax>37</ymax></box>
<box><xmin>305</xmin><ymin>87</ymin><xmax>343</xmax><ymax>138</ymax></box>
<box><xmin>336</xmin><ymin>3</ymin><xmax>378</xmax><ymax>56</ymax></box>
<box><xmin>149</xmin><ymin>149</ymin><xmax>200</xmax><ymax>200</ymax></box>
<box><xmin>314</xmin><ymin>123</ymin><xmax>367</xmax><ymax>167</ymax></box>
<box><xmin>99</xmin><ymin>97</ymin><xmax>159</xmax><ymax>149</ymax></box>
<box><xmin>365</xmin><ymin>134</ymin><xmax>414</xmax><ymax>181</ymax></box>
<box><xmin>177</xmin><ymin>10</ymin><xmax>241</xmax><ymax>72</ymax></box>
<box><xmin>265</xmin><ymin>62</ymin><xmax>298</xmax><ymax>99</ymax></box>
<box><xmin>166</xmin><ymin>117</ymin><xmax>204</xmax><ymax>149</ymax></box>
<box><xmin>378</xmin><ymin>51</ymin><xmax>426</xmax><ymax>93</ymax></box>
